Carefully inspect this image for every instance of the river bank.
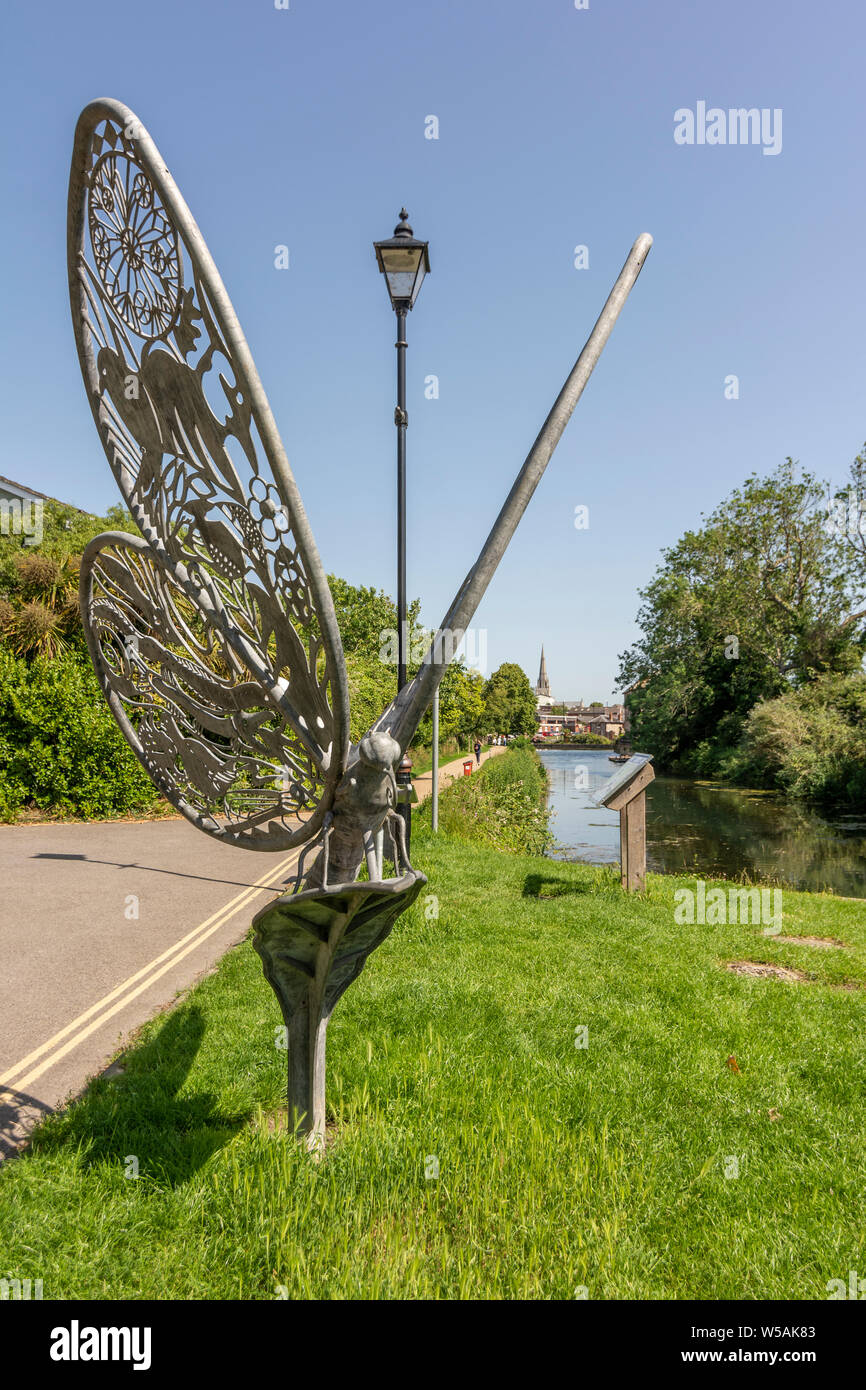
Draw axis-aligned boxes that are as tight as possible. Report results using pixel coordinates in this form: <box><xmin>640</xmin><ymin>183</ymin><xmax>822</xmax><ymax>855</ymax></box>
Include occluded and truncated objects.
<box><xmin>538</xmin><ymin>748</ymin><xmax>866</xmax><ymax>899</ymax></box>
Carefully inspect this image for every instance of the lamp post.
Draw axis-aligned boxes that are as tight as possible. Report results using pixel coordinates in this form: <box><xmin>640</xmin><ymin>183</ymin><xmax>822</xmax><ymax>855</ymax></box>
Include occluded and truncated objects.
<box><xmin>374</xmin><ymin>209</ymin><xmax>430</xmax><ymax>854</ymax></box>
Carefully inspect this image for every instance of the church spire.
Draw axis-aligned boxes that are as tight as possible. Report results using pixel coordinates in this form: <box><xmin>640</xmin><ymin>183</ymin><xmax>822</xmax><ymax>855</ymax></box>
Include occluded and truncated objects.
<box><xmin>536</xmin><ymin>645</ymin><xmax>550</xmax><ymax>698</ymax></box>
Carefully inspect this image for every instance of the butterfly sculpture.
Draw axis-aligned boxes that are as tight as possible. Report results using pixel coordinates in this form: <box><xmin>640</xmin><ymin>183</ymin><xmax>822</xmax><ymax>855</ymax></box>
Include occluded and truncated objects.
<box><xmin>68</xmin><ymin>99</ymin><xmax>651</xmax><ymax>1149</ymax></box>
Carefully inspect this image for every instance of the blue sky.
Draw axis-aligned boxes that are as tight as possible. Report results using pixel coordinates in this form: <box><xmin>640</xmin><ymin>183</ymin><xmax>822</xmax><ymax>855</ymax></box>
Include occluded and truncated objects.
<box><xmin>2</xmin><ymin>0</ymin><xmax>864</xmax><ymax>700</ymax></box>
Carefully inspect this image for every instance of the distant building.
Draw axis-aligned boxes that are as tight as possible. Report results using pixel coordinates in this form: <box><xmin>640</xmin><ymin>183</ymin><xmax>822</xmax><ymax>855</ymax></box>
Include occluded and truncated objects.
<box><xmin>0</xmin><ymin>476</ymin><xmax>83</xmax><ymax>510</ymax></box>
<box><xmin>532</xmin><ymin>647</ymin><xmax>625</xmax><ymax>739</ymax></box>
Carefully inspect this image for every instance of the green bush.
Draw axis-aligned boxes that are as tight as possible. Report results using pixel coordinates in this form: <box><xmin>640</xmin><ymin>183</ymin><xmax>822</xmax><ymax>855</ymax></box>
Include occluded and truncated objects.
<box><xmin>0</xmin><ymin>646</ymin><xmax>163</xmax><ymax>821</ymax></box>
<box><xmin>509</xmin><ymin>734</ymin><xmax>535</xmax><ymax>751</ymax></box>
<box><xmin>723</xmin><ymin>672</ymin><xmax>866</xmax><ymax>806</ymax></box>
<box><xmin>417</xmin><ymin>745</ymin><xmax>552</xmax><ymax>855</ymax></box>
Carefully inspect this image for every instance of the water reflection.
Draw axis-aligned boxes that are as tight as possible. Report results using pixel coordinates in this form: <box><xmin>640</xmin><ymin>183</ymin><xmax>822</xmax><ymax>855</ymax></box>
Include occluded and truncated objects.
<box><xmin>537</xmin><ymin>749</ymin><xmax>866</xmax><ymax>898</ymax></box>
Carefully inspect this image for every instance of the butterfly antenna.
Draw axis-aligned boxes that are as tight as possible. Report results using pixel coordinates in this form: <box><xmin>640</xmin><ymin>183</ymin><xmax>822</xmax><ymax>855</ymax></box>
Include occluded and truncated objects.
<box><xmin>373</xmin><ymin>231</ymin><xmax>653</xmax><ymax>753</ymax></box>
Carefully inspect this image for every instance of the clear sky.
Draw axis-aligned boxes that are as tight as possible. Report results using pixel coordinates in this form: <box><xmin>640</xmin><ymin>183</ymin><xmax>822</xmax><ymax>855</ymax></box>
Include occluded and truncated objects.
<box><xmin>2</xmin><ymin>0</ymin><xmax>864</xmax><ymax>701</ymax></box>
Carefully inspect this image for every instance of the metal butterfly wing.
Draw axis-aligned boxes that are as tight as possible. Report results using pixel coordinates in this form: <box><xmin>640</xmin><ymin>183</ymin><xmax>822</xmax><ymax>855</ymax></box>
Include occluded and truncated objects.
<box><xmin>69</xmin><ymin>98</ymin><xmax>349</xmax><ymax>853</ymax></box>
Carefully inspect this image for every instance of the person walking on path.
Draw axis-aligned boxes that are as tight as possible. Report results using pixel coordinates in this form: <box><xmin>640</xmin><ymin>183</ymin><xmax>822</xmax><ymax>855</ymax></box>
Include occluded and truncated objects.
<box><xmin>474</xmin><ymin>738</ymin><xmax>482</xmax><ymax>766</ymax></box>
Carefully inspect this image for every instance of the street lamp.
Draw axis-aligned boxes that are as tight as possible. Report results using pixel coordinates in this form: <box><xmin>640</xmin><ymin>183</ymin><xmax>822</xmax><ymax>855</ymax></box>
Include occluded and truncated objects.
<box><xmin>374</xmin><ymin>209</ymin><xmax>430</xmax><ymax>852</ymax></box>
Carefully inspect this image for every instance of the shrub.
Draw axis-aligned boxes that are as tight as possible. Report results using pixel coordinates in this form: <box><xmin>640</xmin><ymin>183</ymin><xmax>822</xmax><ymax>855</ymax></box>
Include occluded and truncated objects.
<box><xmin>724</xmin><ymin>672</ymin><xmax>866</xmax><ymax>806</ymax></box>
<box><xmin>509</xmin><ymin>734</ymin><xmax>535</xmax><ymax>751</ymax></box>
<box><xmin>0</xmin><ymin>646</ymin><xmax>163</xmax><ymax>821</ymax></box>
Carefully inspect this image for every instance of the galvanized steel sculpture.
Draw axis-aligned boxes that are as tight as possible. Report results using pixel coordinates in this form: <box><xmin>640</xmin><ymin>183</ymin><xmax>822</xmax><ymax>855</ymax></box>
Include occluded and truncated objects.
<box><xmin>68</xmin><ymin>99</ymin><xmax>652</xmax><ymax>1149</ymax></box>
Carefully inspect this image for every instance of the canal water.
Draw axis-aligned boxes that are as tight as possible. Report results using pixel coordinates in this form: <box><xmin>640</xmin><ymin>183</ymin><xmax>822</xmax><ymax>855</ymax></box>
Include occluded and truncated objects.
<box><xmin>537</xmin><ymin>748</ymin><xmax>866</xmax><ymax>899</ymax></box>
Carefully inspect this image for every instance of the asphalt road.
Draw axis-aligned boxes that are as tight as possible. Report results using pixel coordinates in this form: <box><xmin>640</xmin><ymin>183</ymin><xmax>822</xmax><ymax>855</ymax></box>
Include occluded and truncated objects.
<box><xmin>0</xmin><ymin>818</ymin><xmax>299</xmax><ymax>1159</ymax></box>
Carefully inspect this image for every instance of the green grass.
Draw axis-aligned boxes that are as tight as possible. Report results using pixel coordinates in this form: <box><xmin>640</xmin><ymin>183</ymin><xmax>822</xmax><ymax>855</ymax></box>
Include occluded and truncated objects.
<box><xmin>2</xmin><ymin>826</ymin><xmax>865</xmax><ymax>1299</ymax></box>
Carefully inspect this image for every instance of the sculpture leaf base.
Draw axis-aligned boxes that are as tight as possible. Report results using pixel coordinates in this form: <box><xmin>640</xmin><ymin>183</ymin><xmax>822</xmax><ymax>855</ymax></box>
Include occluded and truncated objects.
<box><xmin>252</xmin><ymin>869</ymin><xmax>426</xmax><ymax>1147</ymax></box>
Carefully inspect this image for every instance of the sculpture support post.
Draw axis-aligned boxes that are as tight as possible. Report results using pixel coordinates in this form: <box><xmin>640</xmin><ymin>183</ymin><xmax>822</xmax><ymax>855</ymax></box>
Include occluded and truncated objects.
<box><xmin>252</xmin><ymin>847</ymin><xmax>427</xmax><ymax>1155</ymax></box>
<box><xmin>431</xmin><ymin>688</ymin><xmax>439</xmax><ymax>832</ymax></box>
<box><xmin>285</xmin><ymin>1005</ymin><xmax>328</xmax><ymax>1151</ymax></box>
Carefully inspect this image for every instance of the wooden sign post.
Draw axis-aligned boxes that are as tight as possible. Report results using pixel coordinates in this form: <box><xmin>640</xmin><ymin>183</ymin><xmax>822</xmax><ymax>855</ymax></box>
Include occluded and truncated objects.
<box><xmin>594</xmin><ymin>754</ymin><xmax>655</xmax><ymax>892</ymax></box>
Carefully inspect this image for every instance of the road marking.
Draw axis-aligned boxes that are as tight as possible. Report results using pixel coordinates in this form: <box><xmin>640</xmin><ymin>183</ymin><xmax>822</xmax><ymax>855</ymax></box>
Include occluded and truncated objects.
<box><xmin>0</xmin><ymin>852</ymin><xmax>297</xmax><ymax>1095</ymax></box>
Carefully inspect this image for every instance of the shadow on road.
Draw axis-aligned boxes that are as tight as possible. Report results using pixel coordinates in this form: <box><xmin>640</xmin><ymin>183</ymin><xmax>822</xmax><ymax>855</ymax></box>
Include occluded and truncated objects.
<box><xmin>33</xmin><ymin>852</ymin><xmax>291</xmax><ymax>893</ymax></box>
<box><xmin>13</xmin><ymin>1005</ymin><xmax>248</xmax><ymax>1185</ymax></box>
<box><xmin>0</xmin><ymin>1087</ymin><xmax>54</xmax><ymax>1162</ymax></box>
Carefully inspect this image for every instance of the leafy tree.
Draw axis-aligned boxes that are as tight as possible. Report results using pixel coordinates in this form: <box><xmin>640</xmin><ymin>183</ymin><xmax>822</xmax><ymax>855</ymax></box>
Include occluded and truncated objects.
<box><xmin>326</xmin><ymin>575</ymin><xmax>421</xmax><ymax>665</ymax></box>
<box><xmin>618</xmin><ymin>459</ymin><xmax>865</xmax><ymax>773</ymax></box>
<box><xmin>325</xmin><ymin>576</ymin><xmax>487</xmax><ymax>748</ymax></box>
<box><xmin>831</xmin><ymin>442</ymin><xmax>866</xmax><ymax>599</ymax></box>
<box><xmin>482</xmin><ymin>662</ymin><xmax>537</xmax><ymax>736</ymax></box>
<box><xmin>412</xmin><ymin>660</ymin><xmax>485</xmax><ymax>751</ymax></box>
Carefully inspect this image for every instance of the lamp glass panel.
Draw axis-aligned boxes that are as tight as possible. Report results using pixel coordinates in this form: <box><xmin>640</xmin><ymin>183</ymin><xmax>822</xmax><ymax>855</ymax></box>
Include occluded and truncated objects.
<box><xmin>379</xmin><ymin>246</ymin><xmax>423</xmax><ymax>272</ymax></box>
<box><xmin>407</xmin><ymin>262</ymin><xmax>427</xmax><ymax>304</ymax></box>
<box><xmin>384</xmin><ymin>269</ymin><xmax>418</xmax><ymax>300</ymax></box>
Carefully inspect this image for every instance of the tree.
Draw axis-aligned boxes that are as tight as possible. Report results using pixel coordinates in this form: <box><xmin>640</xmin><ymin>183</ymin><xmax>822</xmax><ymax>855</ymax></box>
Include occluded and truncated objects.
<box><xmin>325</xmin><ymin>577</ymin><xmax>488</xmax><ymax>748</ymax></box>
<box><xmin>481</xmin><ymin>662</ymin><xmax>537</xmax><ymax>736</ymax></box>
<box><xmin>831</xmin><ymin>442</ymin><xmax>866</xmax><ymax>600</ymax></box>
<box><xmin>326</xmin><ymin>575</ymin><xmax>420</xmax><ymax>665</ymax></box>
<box><xmin>413</xmin><ymin>661</ymin><xmax>485</xmax><ymax>749</ymax></box>
<box><xmin>618</xmin><ymin>459</ymin><xmax>865</xmax><ymax>773</ymax></box>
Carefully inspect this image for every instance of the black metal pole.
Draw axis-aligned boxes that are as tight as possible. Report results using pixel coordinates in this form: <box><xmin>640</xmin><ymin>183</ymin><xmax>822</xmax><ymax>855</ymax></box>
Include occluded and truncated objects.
<box><xmin>394</xmin><ymin>306</ymin><xmax>412</xmax><ymax>856</ymax></box>
<box><xmin>395</xmin><ymin>306</ymin><xmax>408</xmax><ymax>692</ymax></box>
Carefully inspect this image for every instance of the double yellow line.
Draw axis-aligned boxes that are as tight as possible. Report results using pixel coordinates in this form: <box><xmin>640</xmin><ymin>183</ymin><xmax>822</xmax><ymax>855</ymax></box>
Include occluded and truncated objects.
<box><xmin>0</xmin><ymin>851</ymin><xmax>297</xmax><ymax>1101</ymax></box>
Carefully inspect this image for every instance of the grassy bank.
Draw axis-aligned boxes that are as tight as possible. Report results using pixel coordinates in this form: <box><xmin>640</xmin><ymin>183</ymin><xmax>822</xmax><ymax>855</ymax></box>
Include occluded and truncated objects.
<box><xmin>1</xmin><ymin>823</ymin><xmax>864</xmax><ymax>1299</ymax></box>
<box><xmin>415</xmin><ymin>743</ymin><xmax>552</xmax><ymax>854</ymax></box>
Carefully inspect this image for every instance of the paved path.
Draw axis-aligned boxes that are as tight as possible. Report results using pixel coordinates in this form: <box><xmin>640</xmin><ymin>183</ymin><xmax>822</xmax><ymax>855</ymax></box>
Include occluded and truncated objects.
<box><xmin>412</xmin><ymin>743</ymin><xmax>506</xmax><ymax>802</ymax></box>
<box><xmin>0</xmin><ymin>819</ymin><xmax>300</xmax><ymax>1159</ymax></box>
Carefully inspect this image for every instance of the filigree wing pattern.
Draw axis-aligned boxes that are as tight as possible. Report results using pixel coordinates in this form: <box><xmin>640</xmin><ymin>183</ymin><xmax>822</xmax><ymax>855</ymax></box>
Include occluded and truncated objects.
<box><xmin>81</xmin><ymin>533</ymin><xmax>326</xmax><ymax>848</ymax></box>
<box><xmin>68</xmin><ymin>99</ymin><xmax>349</xmax><ymax>846</ymax></box>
